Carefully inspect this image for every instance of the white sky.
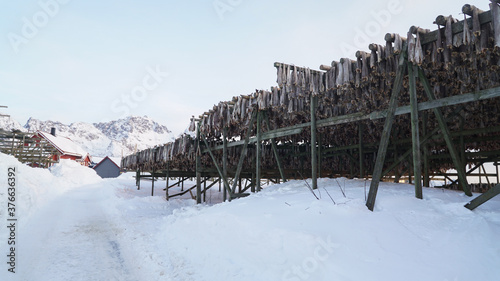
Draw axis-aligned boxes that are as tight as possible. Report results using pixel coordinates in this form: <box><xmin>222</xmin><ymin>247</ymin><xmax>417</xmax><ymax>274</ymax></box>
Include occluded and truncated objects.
<box><xmin>0</xmin><ymin>0</ymin><xmax>490</xmax><ymax>135</ymax></box>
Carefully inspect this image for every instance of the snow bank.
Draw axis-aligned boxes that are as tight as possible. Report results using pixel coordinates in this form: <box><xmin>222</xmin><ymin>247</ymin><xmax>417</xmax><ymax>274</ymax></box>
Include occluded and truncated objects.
<box><xmin>49</xmin><ymin>159</ymin><xmax>102</xmax><ymax>186</ymax></box>
<box><xmin>0</xmin><ymin>154</ymin><xmax>499</xmax><ymax>281</ymax></box>
<box><xmin>0</xmin><ymin>154</ymin><xmax>102</xmax><ymax>221</ymax></box>
<box><xmin>155</xmin><ymin>178</ymin><xmax>500</xmax><ymax>281</ymax></box>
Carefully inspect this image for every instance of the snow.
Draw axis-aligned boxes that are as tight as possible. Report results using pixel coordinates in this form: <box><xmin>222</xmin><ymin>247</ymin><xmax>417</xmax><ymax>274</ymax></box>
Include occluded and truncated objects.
<box><xmin>1</xmin><ymin>153</ymin><xmax>499</xmax><ymax>281</ymax></box>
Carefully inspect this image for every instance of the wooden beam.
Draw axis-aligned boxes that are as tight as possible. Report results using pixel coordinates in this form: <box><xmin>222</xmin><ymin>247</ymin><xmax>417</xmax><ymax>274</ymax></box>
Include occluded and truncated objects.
<box><xmin>465</xmin><ymin>184</ymin><xmax>500</xmax><ymax>210</ymax></box>
<box><xmin>418</xmin><ymin>67</ymin><xmax>472</xmax><ymax>196</ymax></box>
<box><xmin>408</xmin><ymin>64</ymin><xmax>423</xmax><ymax>199</ymax></box>
<box><xmin>223</xmin><ymin>127</ymin><xmax>228</xmax><ymax>202</ymax></box>
<box><xmin>231</xmin><ymin>111</ymin><xmax>257</xmax><ymax>193</ymax></box>
<box><xmin>422</xmin><ymin>112</ymin><xmax>430</xmax><ymax>187</ymax></box>
<box><xmin>201</xmin><ymin>133</ymin><xmax>233</xmax><ymax>199</ymax></box>
<box><xmin>366</xmin><ymin>45</ymin><xmax>407</xmax><ymax>211</ymax></box>
<box><xmin>196</xmin><ymin>123</ymin><xmax>202</xmax><ymax>204</ymax></box>
<box><xmin>310</xmin><ymin>94</ymin><xmax>318</xmax><ymax>190</ymax></box>
<box><xmin>151</xmin><ymin>169</ymin><xmax>155</xmax><ymax>196</ymax></box>
<box><xmin>165</xmin><ymin>161</ymin><xmax>170</xmax><ymax>200</ymax></box>
<box><xmin>256</xmin><ymin>111</ymin><xmax>262</xmax><ymax>192</ymax></box>
<box><xmin>264</xmin><ymin>111</ymin><xmax>286</xmax><ymax>182</ymax></box>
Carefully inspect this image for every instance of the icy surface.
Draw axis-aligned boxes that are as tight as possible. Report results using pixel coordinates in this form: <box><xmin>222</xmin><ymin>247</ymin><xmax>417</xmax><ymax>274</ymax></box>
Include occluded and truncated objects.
<box><xmin>0</xmin><ymin>153</ymin><xmax>499</xmax><ymax>281</ymax></box>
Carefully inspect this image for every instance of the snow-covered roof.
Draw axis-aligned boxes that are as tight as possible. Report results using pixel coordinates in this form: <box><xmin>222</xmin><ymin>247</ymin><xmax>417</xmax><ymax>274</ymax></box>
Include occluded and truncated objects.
<box><xmin>93</xmin><ymin>156</ymin><xmax>121</xmax><ymax>169</ymax></box>
<box><xmin>37</xmin><ymin>131</ymin><xmax>89</xmax><ymax>158</ymax></box>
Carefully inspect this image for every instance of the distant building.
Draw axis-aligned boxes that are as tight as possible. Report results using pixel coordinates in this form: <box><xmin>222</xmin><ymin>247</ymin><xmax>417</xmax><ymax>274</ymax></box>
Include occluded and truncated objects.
<box><xmin>93</xmin><ymin>156</ymin><xmax>121</xmax><ymax>178</ymax></box>
<box><xmin>33</xmin><ymin>128</ymin><xmax>91</xmax><ymax>166</ymax></box>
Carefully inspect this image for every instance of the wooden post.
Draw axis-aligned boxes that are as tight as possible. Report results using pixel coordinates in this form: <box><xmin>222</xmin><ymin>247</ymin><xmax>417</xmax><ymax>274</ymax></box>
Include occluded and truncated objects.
<box><xmin>251</xmin><ymin>172</ymin><xmax>256</xmax><ymax>193</ymax></box>
<box><xmin>422</xmin><ymin>112</ymin><xmax>430</xmax><ymax>187</ymax></box>
<box><xmin>165</xmin><ymin>161</ymin><xmax>170</xmax><ymax>201</ymax></box>
<box><xmin>359</xmin><ymin>123</ymin><xmax>364</xmax><ymax>178</ymax></box>
<box><xmin>366</xmin><ymin>45</ymin><xmax>407</xmax><ymax>211</ymax></box>
<box><xmin>482</xmin><ymin>165</ymin><xmax>491</xmax><ymax>186</ymax></box>
<box><xmin>310</xmin><ymin>94</ymin><xmax>318</xmax><ymax>190</ymax></box>
<box><xmin>231</xmin><ymin>111</ymin><xmax>257</xmax><ymax>193</ymax></box>
<box><xmin>200</xmin><ymin>134</ymin><xmax>232</xmax><ymax>200</ymax></box>
<box><xmin>408</xmin><ymin>63</ymin><xmax>423</xmax><ymax>199</ymax></box>
<box><xmin>417</xmin><ymin>67</ymin><xmax>472</xmax><ymax>196</ymax></box>
<box><xmin>318</xmin><ymin>133</ymin><xmax>322</xmax><ymax>178</ymax></box>
<box><xmin>264</xmin><ymin>111</ymin><xmax>286</xmax><ymax>182</ymax></box>
<box><xmin>496</xmin><ymin>162</ymin><xmax>499</xmax><ymax>184</ymax></box>
<box><xmin>196</xmin><ymin>122</ymin><xmax>202</xmax><ymax>204</ymax></box>
<box><xmin>256</xmin><ymin>111</ymin><xmax>262</xmax><ymax>192</ymax></box>
<box><xmin>223</xmin><ymin>126</ymin><xmax>228</xmax><ymax>202</ymax></box>
<box><xmin>151</xmin><ymin>170</ymin><xmax>155</xmax><ymax>197</ymax></box>
<box><xmin>465</xmin><ymin>183</ymin><xmax>500</xmax><ymax>210</ymax></box>
<box><xmin>203</xmin><ymin>177</ymin><xmax>207</xmax><ymax>202</ymax></box>
<box><xmin>479</xmin><ymin>164</ymin><xmax>483</xmax><ymax>186</ymax></box>
<box><xmin>10</xmin><ymin>132</ymin><xmax>16</xmax><ymax>155</ymax></box>
<box><xmin>137</xmin><ymin>168</ymin><xmax>141</xmax><ymax>190</ymax></box>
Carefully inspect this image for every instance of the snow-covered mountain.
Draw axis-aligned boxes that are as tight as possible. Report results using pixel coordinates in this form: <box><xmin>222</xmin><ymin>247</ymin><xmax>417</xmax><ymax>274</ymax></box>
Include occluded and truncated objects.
<box><xmin>0</xmin><ymin>116</ymin><xmax>26</xmax><ymax>132</ymax></box>
<box><xmin>2</xmin><ymin>116</ymin><xmax>175</xmax><ymax>158</ymax></box>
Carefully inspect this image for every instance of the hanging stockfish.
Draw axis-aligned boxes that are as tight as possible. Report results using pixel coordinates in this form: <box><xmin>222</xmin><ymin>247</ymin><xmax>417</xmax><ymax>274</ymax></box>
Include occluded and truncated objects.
<box><xmin>361</xmin><ymin>51</ymin><xmax>370</xmax><ymax>81</ymax></box>
<box><xmin>336</xmin><ymin>60</ymin><xmax>344</xmax><ymax>86</ymax></box>
<box><xmin>491</xmin><ymin>1</ymin><xmax>500</xmax><ymax>48</ymax></box>
<box><xmin>355</xmin><ymin>55</ymin><xmax>362</xmax><ymax>88</ymax></box>
<box><xmin>414</xmin><ymin>32</ymin><xmax>424</xmax><ymax>65</ymax></box>
<box><xmin>292</xmin><ymin>65</ymin><xmax>298</xmax><ymax>85</ymax></box>
<box><xmin>408</xmin><ymin>31</ymin><xmax>416</xmax><ymax>64</ymax></box>
<box><xmin>463</xmin><ymin>14</ymin><xmax>473</xmax><ymax>46</ymax></box>
<box><xmin>188</xmin><ymin>117</ymin><xmax>196</xmax><ymax>132</ymax></box>
<box><xmin>280</xmin><ymin>87</ymin><xmax>288</xmax><ymax>107</ymax></box>
<box><xmin>240</xmin><ymin>96</ymin><xmax>248</xmax><ymax>121</ymax></box>
<box><xmin>319</xmin><ymin>72</ymin><xmax>325</xmax><ymax>93</ymax></box>
<box><xmin>394</xmin><ymin>33</ymin><xmax>403</xmax><ymax>54</ymax></box>
<box><xmin>370</xmin><ymin>48</ymin><xmax>377</xmax><ymax>70</ymax></box>
<box><xmin>286</xmin><ymin>64</ymin><xmax>292</xmax><ymax>86</ymax></box>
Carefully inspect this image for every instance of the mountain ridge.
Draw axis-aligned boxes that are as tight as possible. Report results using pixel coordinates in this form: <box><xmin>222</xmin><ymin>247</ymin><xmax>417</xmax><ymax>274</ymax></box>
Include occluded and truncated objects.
<box><xmin>0</xmin><ymin>115</ymin><xmax>174</xmax><ymax>158</ymax></box>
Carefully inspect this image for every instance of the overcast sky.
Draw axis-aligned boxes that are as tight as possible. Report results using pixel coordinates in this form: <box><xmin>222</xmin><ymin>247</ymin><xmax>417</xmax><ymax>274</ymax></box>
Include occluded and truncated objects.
<box><xmin>0</xmin><ymin>0</ymin><xmax>490</xmax><ymax>135</ymax></box>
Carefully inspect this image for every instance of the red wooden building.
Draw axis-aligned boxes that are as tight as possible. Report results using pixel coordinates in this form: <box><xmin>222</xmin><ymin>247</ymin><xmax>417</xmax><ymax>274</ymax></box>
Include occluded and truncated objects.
<box><xmin>33</xmin><ymin>128</ymin><xmax>91</xmax><ymax>166</ymax></box>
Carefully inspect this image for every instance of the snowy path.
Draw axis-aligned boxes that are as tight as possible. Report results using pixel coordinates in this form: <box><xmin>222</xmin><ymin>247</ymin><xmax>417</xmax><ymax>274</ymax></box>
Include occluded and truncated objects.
<box><xmin>18</xmin><ymin>185</ymin><xmax>136</xmax><ymax>281</ymax></box>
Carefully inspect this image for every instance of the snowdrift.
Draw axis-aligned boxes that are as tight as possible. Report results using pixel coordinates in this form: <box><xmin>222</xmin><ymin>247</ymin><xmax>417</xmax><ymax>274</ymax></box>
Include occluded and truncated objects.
<box><xmin>0</xmin><ymin>152</ymin><xmax>499</xmax><ymax>280</ymax></box>
<box><xmin>0</xmin><ymin>153</ymin><xmax>102</xmax><ymax>221</ymax></box>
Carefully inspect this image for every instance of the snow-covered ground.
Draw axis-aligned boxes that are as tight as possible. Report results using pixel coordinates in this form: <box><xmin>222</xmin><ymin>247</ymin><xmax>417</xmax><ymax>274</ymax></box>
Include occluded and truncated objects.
<box><xmin>0</xmin><ymin>152</ymin><xmax>499</xmax><ymax>281</ymax></box>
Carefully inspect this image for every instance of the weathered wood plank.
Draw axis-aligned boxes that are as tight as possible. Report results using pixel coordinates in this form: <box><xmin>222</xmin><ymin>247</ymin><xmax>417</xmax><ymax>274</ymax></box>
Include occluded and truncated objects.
<box><xmin>310</xmin><ymin>95</ymin><xmax>318</xmax><ymax>190</ymax></box>
<box><xmin>231</xmin><ymin>111</ymin><xmax>257</xmax><ymax>193</ymax></box>
<box><xmin>256</xmin><ymin>111</ymin><xmax>262</xmax><ymax>192</ymax></box>
<box><xmin>264</xmin><ymin>111</ymin><xmax>286</xmax><ymax>182</ymax></box>
<box><xmin>464</xmin><ymin>184</ymin><xmax>500</xmax><ymax>210</ymax></box>
<box><xmin>418</xmin><ymin>68</ymin><xmax>472</xmax><ymax>196</ymax></box>
<box><xmin>408</xmin><ymin>64</ymin><xmax>423</xmax><ymax>199</ymax></box>
<box><xmin>366</xmin><ymin>45</ymin><xmax>407</xmax><ymax>211</ymax></box>
<box><xmin>196</xmin><ymin>123</ymin><xmax>202</xmax><ymax>204</ymax></box>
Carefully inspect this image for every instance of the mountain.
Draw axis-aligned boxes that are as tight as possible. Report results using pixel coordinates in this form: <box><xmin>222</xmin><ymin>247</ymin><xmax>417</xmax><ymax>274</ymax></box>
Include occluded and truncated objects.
<box><xmin>0</xmin><ymin>116</ymin><xmax>26</xmax><ymax>132</ymax></box>
<box><xmin>17</xmin><ymin>116</ymin><xmax>175</xmax><ymax>158</ymax></box>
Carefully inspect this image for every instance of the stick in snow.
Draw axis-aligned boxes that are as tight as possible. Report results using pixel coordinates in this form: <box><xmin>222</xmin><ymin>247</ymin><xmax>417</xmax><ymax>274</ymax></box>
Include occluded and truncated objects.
<box><xmin>298</xmin><ymin>171</ymin><xmax>319</xmax><ymax>200</ymax></box>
